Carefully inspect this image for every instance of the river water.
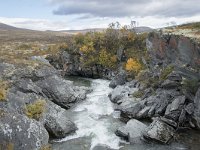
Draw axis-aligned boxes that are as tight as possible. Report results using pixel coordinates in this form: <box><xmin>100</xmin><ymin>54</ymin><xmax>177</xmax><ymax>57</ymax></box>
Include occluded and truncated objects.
<box><xmin>52</xmin><ymin>78</ymin><xmax>200</xmax><ymax>150</ymax></box>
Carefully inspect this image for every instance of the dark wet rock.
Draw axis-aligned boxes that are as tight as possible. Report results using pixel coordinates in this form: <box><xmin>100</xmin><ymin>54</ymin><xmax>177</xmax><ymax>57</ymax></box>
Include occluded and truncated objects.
<box><xmin>165</xmin><ymin>96</ymin><xmax>185</xmax><ymax>121</ymax></box>
<box><xmin>44</xmin><ymin>101</ymin><xmax>77</xmax><ymax>138</ymax></box>
<box><xmin>167</xmin><ymin>72</ymin><xmax>182</xmax><ymax>82</ymax></box>
<box><xmin>160</xmin><ymin>117</ymin><xmax>178</xmax><ymax>128</ymax></box>
<box><xmin>0</xmin><ymin>111</ymin><xmax>49</xmax><ymax>150</ymax></box>
<box><xmin>92</xmin><ymin>144</ymin><xmax>113</xmax><ymax>150</ymax></box>
<box><xmin>143</xmin><ymin>118</ymin><xmax>175</xmax><ymax>143</ymax></box>
<box><xmin>193</xmin><ymin>88</ymin><xmax>200</xmax><ymax>129</ymax></box>
<box><xmin>49</xmin><ymin>50</ymin><xmax>117</xmax><ymax>79</ymax></box>
<box><xmin>120</xmin><ymin>100</ymin><xmax>144</xmax><ymax>120</ymax></box>
<box><xmin>116</xmin><ymin>119</ymin><xmax>147</xmax><ymax>144</ymax></box>
<box><xmin>36</xmin><ymin>75</ymin><xmax>88</xmax><ymax>109</ymax></box>
<box><xmin>109</xmin><ymin>71</ymin><xmax>127</xmax><ymax>88</ymax></box>
<box><xmin>52</xmin><ymin>137</ymin><xmax>91</xmax><ymax>150</ymax></box>
<box><xmin>185</xmin><ymin>103</ymin><xmax>194</xmax><ymax>115</ymax></box>
<box><xmin>161</xmin><ymin>79</ymin><xmax>180</xmax><ymax>89</ymax></box>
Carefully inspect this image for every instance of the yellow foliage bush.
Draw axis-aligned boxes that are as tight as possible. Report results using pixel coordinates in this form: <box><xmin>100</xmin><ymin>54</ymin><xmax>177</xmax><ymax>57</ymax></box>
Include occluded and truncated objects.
<box><xmin>125</xmin><ymin>58</ymin><xmax>142</xmax><ymax>73</ymax></box>
<box><xmin>25</xmin><ymin>99</ymin><xmax>46</xmax><ymax>120</ymax></box>
<box><xmin>99</xmin><ymin>49</ymin><xmax>117</xmax><ymax>69</ymax></box>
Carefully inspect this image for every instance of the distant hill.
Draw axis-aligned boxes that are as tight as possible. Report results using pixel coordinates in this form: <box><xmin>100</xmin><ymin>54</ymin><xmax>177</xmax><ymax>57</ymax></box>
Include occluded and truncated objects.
<box><xmin>0</xmin><ymin>22</ymin><xmax>19</xmax><ymax>30</ymax></box>
<box><xmin>0</xmin><ymin>22</ymin><xmax>67</xmax><ymax>43</ymax></box>
<box><xmin>59</xmin><ymin>27</ymin><xmax>153</xmax><ymax>34</ymax></box>
<box><xmin>59</xmin><ymin>28</ymin><xmax>105</xmax><ymax>34</ymax></box>
<box><xmin>133</xmin><ymin>26</ymin><xmax>154</xmax><ymax>33</ymax></box>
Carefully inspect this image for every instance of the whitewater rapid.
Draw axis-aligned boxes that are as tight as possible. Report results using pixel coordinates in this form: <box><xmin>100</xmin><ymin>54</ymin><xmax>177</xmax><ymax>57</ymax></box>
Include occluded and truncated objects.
<box><xmin>59</xmin><ymin>79</ymin><xmax>122</xmax><ymax>149</ymax></box>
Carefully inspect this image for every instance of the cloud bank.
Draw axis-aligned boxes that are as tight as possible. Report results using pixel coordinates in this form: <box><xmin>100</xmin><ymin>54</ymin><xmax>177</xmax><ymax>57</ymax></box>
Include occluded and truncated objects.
<box><xmin>51</xmin><ymin>0</ymin><xmax>200</xmax><ymax>18</ymax></box>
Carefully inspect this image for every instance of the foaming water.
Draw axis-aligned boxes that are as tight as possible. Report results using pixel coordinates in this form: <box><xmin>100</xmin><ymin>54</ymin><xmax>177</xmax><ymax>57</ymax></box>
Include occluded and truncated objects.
<box><xmin>59</xmin><ymin>79</ymin><xmax>122</xmax><ymax>149</ymax></box>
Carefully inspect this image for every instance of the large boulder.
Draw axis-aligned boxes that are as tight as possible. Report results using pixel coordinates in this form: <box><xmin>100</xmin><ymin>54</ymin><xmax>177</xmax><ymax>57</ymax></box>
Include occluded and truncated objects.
<box><xmin>109</xmin><ymin>71</ymin><xmax>127</xmax><ymax>88</ymax></box>
<box><xmin>44</xmin><ymin>101</ymin><xmax>77</xmax><ymax>138</ymax></box>
<box><xmin>109</xmin><ymin>85</ymin><xmax>137</xmax><ymax>104</ymax></box>
<box><xmin>116</xmin><ymin>119</ymin><xmax>147</xmax><ymax>144</ymax></box>
<box><xmin>36</xmin><ymin>75</ymin><xmax>88</xmax><ymax>109</ymax></box>
<box><xmin>0</xmin><ymin>111</ymin><xmax>49</xmax><ymax>150</ymax></box>
<box><xmin>143</xmin><ymin>118</ymin><xmax>175</xmax><ymax>143</ymax></box>
<box><xmin>164</xmin><ymin>96</ymin><xmax>186</xmax><ymax>121</ymax></box>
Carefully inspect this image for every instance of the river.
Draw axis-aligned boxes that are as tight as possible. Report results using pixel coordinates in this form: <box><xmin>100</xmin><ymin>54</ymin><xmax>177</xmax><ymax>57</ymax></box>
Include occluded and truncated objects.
<box><xmin>52</xmin><ymin>78</ymin><xmax>200</xmax><ymax>150</ymax></box>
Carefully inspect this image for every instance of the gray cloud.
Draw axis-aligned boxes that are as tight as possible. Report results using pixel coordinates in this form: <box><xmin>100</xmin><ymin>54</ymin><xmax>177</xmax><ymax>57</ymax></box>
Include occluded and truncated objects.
<box><xmin>51</xmin><ymin>0</ymin><xmax>200</xmax><ymax>18</ymax></box>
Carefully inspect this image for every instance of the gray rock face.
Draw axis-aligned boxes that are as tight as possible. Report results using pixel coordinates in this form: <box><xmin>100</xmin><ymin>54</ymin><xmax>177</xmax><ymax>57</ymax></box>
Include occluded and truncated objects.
<box><xmin>45</xmin><ymin>101</ymin><xmax>77</xmax><ymax>138</ymax></box>
<box><xmin>193</xmin><ymin>88</ymin><xmax>200</xmax><ymax>128</ymax></box>
<box><xmin>34</xmin><ymin>65</ymin><xmax>59</xmax><ymax>79</ymax></box>
<box><xmin>0</xmin><ymin>111</ymin><xmax>49</xmax><ymax>150</ymax></box>
<box><xmin>31</xmin><ymin>56</ymin><xmax>50</xmax><ymax>65</ymax></box>
<box><xmin>109</xmin><ymin>72</ymin><xmax>127</xmax><ymax>88</ymax></box>
<box><xmin>143</xmin><ymin>118</ymin><xmax>175</xmax><ymax>143</ymax></box>
<box><xmin>165</xmin><ymin>96</ymin><xmax>185</xmax><ymax>121</ymax></box>
<box><xmin>116</xmin><ymin>119</ymin><xmax>147</xmax><ymax>144</ymax></box>
<box><xmin>0</xmin><ymin>63</ymin><xmax>15</xmax><ymax>79</ymax></box>
<box><xmin>109</xmin><ymin>85</ymin><xmax>137</xmax><ymax>104</ymax></box>
<box><xmin>36</xmin><ymin>75</ymin><xmax>88</xmax><ymax>109</ymax></box>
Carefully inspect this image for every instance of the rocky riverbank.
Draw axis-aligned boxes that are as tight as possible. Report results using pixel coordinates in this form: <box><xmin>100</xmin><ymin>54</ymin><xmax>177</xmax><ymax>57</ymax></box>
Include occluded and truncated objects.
<box><xmin>0</xmin><ymin>62</ymin><xmax>91</xmax><ymax>149</ymax></box>
<box><xmin>107</xmin><ymin>30</ymin><xmax>200</xmax><ymax>145</ymax></box>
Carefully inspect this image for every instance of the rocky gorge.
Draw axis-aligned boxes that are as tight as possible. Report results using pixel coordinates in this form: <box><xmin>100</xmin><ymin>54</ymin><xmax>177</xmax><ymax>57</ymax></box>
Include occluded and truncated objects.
<box><xmin>0</xmin><ymin>28</ymin><xmax>200</xmax><ymax>150</ymax></box>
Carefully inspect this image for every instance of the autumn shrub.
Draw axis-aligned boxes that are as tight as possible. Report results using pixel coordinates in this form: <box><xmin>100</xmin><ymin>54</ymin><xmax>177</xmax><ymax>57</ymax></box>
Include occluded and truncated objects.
<box><xmin>125</xmin><ymin>58</ymin><xmax>142</xmax><ymax>73</ymax></box>
<box><xmin>25</xmin><ymin>99</ymin><xmax>46</xmax><ymax>120</ymax></box>
<box><xmin>98</xmin><ymin>49</ymin><xmax>117</xmax><ymax>69</ymax></box>
<box><xmin>63</xmin><ymin>22</ymin><xmax>148</xmax><ymax>71</ymax></box>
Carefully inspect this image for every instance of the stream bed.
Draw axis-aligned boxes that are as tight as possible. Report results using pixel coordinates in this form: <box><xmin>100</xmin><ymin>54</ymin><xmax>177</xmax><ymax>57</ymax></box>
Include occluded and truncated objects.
<box><xmin>52</xmin><ymin>78</ymin><xmax>200</xmax><ymax>150</ymax></box>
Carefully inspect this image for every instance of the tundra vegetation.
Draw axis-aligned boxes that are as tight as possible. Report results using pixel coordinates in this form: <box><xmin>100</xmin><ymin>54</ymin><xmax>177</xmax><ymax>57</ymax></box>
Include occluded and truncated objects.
<box><xmin>62</xmin><ymin>22</ymin><xmax>148</xmax><ymax>75</ymax></box>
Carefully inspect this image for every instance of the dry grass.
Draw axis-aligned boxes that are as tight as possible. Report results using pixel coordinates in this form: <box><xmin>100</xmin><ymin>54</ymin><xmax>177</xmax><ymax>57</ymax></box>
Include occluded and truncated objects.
<box><xmin>0</xmin><ymin>80</ymin><xmax>9</xmax><ymax>101</ymax></box>
<box><xmin>163</xmin><ymin>22</ymin><xmax>200</xmax><ymax>42</ymax></box>
<box><xmin>25</xmin><ymin>99</ymin><xmax>46</xmax><ymax>120</ymax></box>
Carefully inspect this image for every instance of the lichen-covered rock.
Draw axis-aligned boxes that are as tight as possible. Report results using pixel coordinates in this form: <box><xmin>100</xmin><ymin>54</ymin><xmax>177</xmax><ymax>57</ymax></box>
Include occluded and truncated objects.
<box><xmin>109</xmin><ymin>71</ymin><xmax>127</xmax><ymax>88</ymax></box>
<box><xmin>0</xmin><ymin>111</ymin><xmax>49</xmax><ymax>150</ymax></box>
<box><xmin>143</xmin><ymin>118</ymin><xmax>175</xmax><ymax>143</ymax></box>
<box><xmin>116</xmin><ymin>119</ymin><xmax>147</xmax><ymax>144</ymax></box>
<box><xmin>36</xmin><ymin>75</ymin><xmax>88</xmax><ymax>109</ymax></box>
<box><xmin>44</xmin><ymin>101</ymin><xmax>77</xmax><ymax>138</ymax></box>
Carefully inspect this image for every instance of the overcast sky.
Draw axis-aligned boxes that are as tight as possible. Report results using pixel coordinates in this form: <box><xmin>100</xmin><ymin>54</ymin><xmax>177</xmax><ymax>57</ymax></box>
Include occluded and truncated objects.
<box><xmin>0</xmin><ymin>0</ymin><xmax>200</xmax><ymax>31</ymax></box>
